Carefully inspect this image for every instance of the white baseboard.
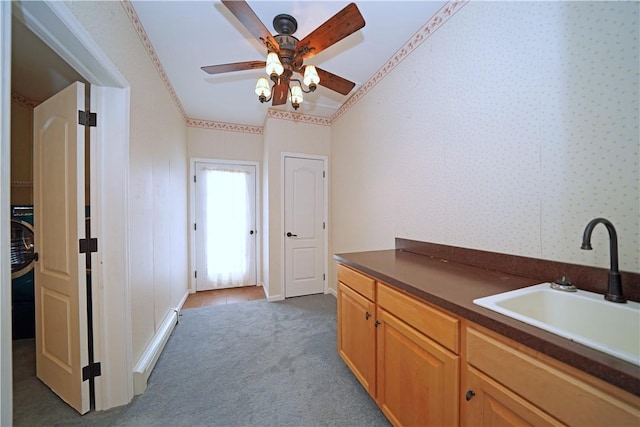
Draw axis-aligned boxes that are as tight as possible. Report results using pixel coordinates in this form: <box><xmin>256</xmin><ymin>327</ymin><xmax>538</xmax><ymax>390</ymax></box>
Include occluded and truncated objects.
<box><xmin>327</xmin><ymin>287</ymin><xmax>337</xmax><ymax>298</ymax></box>
<box><xmin>132</xmin><ymin>307</ymin><xmax>179</xmax><ymax>395</ymax></box>
<box><xmin>268</xmin><ymin>294</ymin><xmax>284</xmax><ymax>301</ymax></box>
<box><xmin>177</xmin><ymin>289</ymin><xmax>190</xmax><ymax>311</ymax></box>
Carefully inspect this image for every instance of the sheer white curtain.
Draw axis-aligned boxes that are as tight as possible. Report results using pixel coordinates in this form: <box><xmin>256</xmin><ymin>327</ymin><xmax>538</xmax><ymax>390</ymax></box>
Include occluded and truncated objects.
<box><xmin>204</xmin><ymin>168</ymin><xmax>250</xmax><ymax>288</ymax></box>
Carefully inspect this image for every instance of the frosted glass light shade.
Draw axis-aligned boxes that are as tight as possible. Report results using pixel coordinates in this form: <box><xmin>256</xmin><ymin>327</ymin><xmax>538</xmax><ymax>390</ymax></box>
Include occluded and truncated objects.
<box><xmin>255</xmin><ymin>77</ymin><xmax>271</xmax><ymax>98</ymax></box>
<box><xmin>289</xmin><ymin>84</ymin><xmax>303</xmax><ymax>105</ymax></box>
<box><xmin>303</xmin><ymin>65</ymin><xmax>320</xmax><ymax>86</ymax></box>
<box><xmin>265</xmin><ymin>52</ymin><xmax>284</xmax><ymax>76</ymax></box>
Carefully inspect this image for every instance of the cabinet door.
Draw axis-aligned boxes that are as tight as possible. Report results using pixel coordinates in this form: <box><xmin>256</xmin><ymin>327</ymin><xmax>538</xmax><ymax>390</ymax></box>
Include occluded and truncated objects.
<box><xmin>377</xmin><ymin>308</ymin><xmax>459</xmax><ymax>427</ymax></box>
<box><xmin>464</xmin><ymin>367</ymin><xmax>563</xmax><ymax>427</ymax></box>
<box><xmin>337</xmin><ymin>282</ymin><xmax>376</xmax><ymax>397</ymax></box>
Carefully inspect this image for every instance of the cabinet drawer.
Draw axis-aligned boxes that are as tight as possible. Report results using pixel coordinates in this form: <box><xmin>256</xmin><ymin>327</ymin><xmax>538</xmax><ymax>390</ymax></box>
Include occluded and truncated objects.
<box><xmin>466</xmin><ymin>326</ymin><xmax>640</xmax><ymax>426</ymax></box>
<box><xmin>377</xmin><ymin>282</ymin><xmax>459</xmax><ymax>354</ymax></box>
<box><xmin>338</xmin><ymin>264</ymin><xmax>375</xmax><ymax>301</ymax></box>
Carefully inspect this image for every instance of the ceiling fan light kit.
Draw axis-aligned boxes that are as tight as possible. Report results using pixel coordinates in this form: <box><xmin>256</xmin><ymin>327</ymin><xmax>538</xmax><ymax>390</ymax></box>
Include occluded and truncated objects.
<box><xmin>203</xmin><ymin>1</ymin><xmax>365</xmax><ymax>111</ymax></box>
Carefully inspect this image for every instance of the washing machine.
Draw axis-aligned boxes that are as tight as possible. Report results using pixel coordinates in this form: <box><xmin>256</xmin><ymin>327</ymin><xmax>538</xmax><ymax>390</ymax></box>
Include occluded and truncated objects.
<box><xmin>11</xmin><ymin>205</ymin><xmax>35</xmax><ymax>340</ymax></box>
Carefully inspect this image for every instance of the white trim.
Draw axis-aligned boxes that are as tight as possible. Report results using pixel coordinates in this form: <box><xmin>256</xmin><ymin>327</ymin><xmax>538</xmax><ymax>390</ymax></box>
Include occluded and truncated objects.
<box><xmin>90</xmin><ymin>86</ymin><xmax>133</xmax><ymax>410</ymax></box>
<box><xmin>0</xmin><ymin>2</ymin><xmax>13</xmax><ymax>423</ymax></box>
<box><xmin>132</xmin><ymin>309</ymin><xmax>178</xmax><ymax>395</ymax></box>
<box><xmin>327</xmin><ymin>287</ymin><xmax>337</xmax><ymax>298</ymax></box>
<box><xmin>12</xmin><ymin>1</ymin><xmax>127</xmax><ymax>88</ymax></box>
<box><xmin>176</xmin><ymin>289</ymin><xmax>190</xmax><ymax>312</ymax></box>
<box><xmin>189</xmin><ymin>158</ymin><xmax>261</xmax><ymax>294</ymax></box>
<box><xmin>280</xmin><ymin>153</ymin><xmax>329</xmax><ymax>299</ymax></box>
<box><xmin>10</xmin><ymin>0</ymin><xmax>133</xmax><ymax>411</ymax></box>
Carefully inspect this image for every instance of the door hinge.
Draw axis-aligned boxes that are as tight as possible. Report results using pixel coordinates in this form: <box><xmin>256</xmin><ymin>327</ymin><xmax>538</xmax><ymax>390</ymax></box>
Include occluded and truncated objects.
<box><xmin>323</xmin><ymin>171</ymin><xmax>326</xmax><ymax>178</ymax></box>
<box><xmin>323</xmin><ymin>274</ymin><xmax>326</xmax><ymax>281</ymax></box>
<box><xmin>194</xmin><ymin>175</ymin><xmax>196</xmax><ymax>183</ymax></box>
<box><xmin>323</xmin><ymin>222</ymin><xmax>325</xmax><ymax>230</ymax></box>
<box><xmin>194</xmin><ymin>223</ymin><xmax>197</xmax><ymax>231</ymax></box>
<box><xmin>79</xmin><ymin>238</ymin><xmax>98</xmax><ymax>254</ymax></box>
<box><xmin>78</xmin><ymin>110</ymin><xmax>97</xmax><ymax>127</ymax></box>
<box><xmin>82</xmin><ymin>362</ymin><xmax>101</xmax><ymax>381</ymax></box>
<box><xmin>195</xmin><ymin>271</ymin><xmax>197</xmax><ymax>279</ymax></box>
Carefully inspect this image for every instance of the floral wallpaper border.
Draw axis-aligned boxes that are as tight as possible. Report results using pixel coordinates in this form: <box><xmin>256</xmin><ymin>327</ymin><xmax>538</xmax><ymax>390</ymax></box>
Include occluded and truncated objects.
<box><xmin>185</xmin><ymin>118</ymin><xmax>263</xmax><ymax>135</ymax></box>
<box><xmin>121</xmin><ymin>0</ymin><xmax>188</xmax><ymax>120</ymax></box>
<box><xmin>11</xmin><ymin>92</ymin><xmax>40</xmax><ymax>110</ymax></box>
<box><xmin>331</xmin><ymin>0</ymin><xmax>468</xmax><ymax>123</ymax></box>
<box><xmin>122</xmin><ymin>0</ymin><xmax>466</xmax><ymax>134</ymax></box>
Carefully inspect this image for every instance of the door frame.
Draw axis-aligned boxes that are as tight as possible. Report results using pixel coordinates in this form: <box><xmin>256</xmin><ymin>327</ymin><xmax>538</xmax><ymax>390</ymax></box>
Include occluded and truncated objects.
<box><xmin>280</xmin><ymin>153</ymin><xmax>329</xmax><ymax>298</ymax></box>
<box><xmin>1</xmin><ymin>1</ymin><xmax>13</xmax><ymax>423</ymax></box>
<box><xmin>3</xmin><ymin>0</ymin><xmax>133</xmax><ymax>412</ymax></box>
<box><xmin>189</xmin><ymin>158</ymin><xmax>261</xmax><ymax>293</ymax></box>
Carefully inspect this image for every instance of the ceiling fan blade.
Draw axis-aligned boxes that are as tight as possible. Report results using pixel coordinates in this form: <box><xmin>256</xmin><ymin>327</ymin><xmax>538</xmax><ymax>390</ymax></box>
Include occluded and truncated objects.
<box><xmin>201</xmin><ymin>61</ymin><xmax>266</xmax><ymax>75</ymax></box>
<box><xmin>315</xmin><ymin>67</ymin><xmax>356</xmax><ymax>96</ymax></box>
<box><xmin>221</xmin><ymin>0</ymin><xmax>280</xmax><ymax>52</ymax></box>
<box><xmin>272</xmin><ymin>83</ymin><xmax>288</xmax><ymax>106</ymax></box>
<box><xmin>296</xmin><ymin>3</ymin><xmax>365</xmax><ymax>60</ymax></box>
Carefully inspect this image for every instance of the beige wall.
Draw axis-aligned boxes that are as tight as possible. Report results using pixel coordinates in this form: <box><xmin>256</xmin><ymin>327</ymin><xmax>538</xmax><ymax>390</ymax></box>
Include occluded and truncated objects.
<box><xmin>187</xmin><ymin>126</ymin><xmax>262</xmax><ymax>162</ymax></box>
<box><xmin>10</xmin><ymin>100</ymin><xmax>32</xmax><ymax>205</ymax></box>
<box><xmin>263</xmin><ymin>117</ymin><xmax>330</xmax><ymax>299</ymax></box>
<box><xmin>330</xmin><ymin>1</ymin><xmax>640</xmax><ymax>291</ymax></box>
<box><xmin>65</xmin><ymin>1</ymin><xmax>189</xmax><ymax>363</ymax></box>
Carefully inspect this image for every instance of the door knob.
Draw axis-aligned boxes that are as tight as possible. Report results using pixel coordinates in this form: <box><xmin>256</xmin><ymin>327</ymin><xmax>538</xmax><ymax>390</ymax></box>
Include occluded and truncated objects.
<box><xmin>249</xmin><ymin>230</ymin><xmax>254</xmax><ymax>235</ymax></box>
<box><xmin>286</xmin><ymin>232</ymin><xmax>297</xmax><ymax>237</ymax></box>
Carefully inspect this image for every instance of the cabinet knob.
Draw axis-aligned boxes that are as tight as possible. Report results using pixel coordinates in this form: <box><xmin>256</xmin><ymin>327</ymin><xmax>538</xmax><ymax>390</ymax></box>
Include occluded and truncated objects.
<box><xmin>365</xmin><ymin>311</ymin><xmax>371</xmax><ymax>320</ymax></box>
<box><xmin>465</xmin><ymin>389</ymin><xmax>476</xmax><ymax>401</ymax></box>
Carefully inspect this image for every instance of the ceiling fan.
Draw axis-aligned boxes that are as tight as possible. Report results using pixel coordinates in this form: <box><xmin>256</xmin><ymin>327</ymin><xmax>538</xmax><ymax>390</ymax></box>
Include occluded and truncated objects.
<box><xmin>201</xmin><ymin>1</ymin><xmax>366</xmax><ymax>110</ymax></box>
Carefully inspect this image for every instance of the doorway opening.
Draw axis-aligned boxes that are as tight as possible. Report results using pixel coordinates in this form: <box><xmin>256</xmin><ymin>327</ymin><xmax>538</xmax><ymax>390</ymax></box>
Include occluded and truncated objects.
<box><xmin>5</xmin><ymin>1</ymin><xmax>132</xmax><ymax>419</ymax></box>
<box><xmin>193</xmin><ymin>160</ymin><xmax>259</xmax><ymax>292</ymax></box>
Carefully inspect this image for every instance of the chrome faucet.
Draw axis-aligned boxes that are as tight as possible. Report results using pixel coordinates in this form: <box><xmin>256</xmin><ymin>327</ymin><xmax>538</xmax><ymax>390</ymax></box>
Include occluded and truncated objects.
<box><xmin>581</xmin><ymin>218</ymin><xmax>626</xmax><ymax>303</ymax></box>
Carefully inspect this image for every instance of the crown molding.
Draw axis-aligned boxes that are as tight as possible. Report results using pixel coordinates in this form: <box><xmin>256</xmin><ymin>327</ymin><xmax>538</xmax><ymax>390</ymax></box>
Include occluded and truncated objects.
<box><xmin>331</xmin><ymin>0</ymin><xmax>468</xmax><ymax>123</ymax></box>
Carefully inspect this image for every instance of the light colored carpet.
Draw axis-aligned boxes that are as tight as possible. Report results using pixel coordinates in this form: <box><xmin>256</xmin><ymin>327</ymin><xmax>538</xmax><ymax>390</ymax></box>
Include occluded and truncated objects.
<box><xmin>13</xmin><ymin>294</ymin><xmax>389</xmax><ymax>426</ymax></box>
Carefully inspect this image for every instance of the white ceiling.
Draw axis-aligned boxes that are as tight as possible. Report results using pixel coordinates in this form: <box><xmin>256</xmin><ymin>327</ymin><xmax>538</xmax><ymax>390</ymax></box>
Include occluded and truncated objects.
<box><xmin>11</xmin><ymin>1</ymin><xmax>446</xmax><ymax>128</ymax></box>
<box><xmin>131</xmin><ymin>1</ymin><xmax>446</xmax><ymax>126</ymax></box>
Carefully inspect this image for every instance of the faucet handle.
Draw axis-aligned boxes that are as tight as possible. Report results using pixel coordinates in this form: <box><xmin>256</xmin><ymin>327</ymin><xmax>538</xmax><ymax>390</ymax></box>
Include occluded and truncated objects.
<box><xmin>551</xmin><ymin>276</ymin><xmax>577</xmax><ymax>292</ymax></box>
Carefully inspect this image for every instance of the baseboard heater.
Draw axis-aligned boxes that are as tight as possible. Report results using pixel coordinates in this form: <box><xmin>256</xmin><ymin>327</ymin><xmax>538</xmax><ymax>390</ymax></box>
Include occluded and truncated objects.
<box><xmin>132</xmin><ymin>307</ymin><xmax>180</xmax><ymax>395</ymax></box>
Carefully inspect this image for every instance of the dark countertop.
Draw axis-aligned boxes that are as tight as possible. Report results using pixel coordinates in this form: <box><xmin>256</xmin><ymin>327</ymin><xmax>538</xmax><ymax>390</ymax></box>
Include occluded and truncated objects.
<box><xmin>334</xmin><ymin>249</ymin><xmax>640</xmax><ymax>397</ymax></box>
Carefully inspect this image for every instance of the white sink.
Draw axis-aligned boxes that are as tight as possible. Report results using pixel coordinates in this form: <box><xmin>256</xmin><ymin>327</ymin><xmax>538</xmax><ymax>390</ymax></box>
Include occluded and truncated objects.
<box><xmin>473</xmin><ymin>283</ymin><xmax>640</xmax><ymax>366</ymax></box>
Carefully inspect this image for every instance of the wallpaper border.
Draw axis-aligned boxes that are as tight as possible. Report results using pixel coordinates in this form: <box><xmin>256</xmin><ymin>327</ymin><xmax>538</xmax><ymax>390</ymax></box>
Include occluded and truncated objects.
<box><xmin>11</xmin><ymin>92</ymin><xmax>39</xmax><ymax>109</ymax></box>
<box><xmin>121</xmin><ymin>0</ymin><xmax>466</xmax><ymax>133</ymax></box>
<box><xmin>331</xmin><ymin>0</ymin><xmax>468</xmax><ymax>123</ymax></box>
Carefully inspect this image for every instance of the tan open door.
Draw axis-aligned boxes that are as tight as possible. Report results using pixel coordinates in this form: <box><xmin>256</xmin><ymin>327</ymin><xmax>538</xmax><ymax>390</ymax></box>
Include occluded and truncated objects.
<box><xmin>33</xmin><ymin>82</ymin><xmax>90</xmax><ymax>414</ymax></box>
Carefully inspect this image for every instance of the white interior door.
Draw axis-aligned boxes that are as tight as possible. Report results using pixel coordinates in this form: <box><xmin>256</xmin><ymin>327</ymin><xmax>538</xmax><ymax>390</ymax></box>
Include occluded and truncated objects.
<box><xmin>33</xmin><ymin>82</ymin><xmax>89</xmax><ymax>414</ymax></box>
<box><xmin>194</xmin><ymin>162</ymin><xmax>257</xmax><ymax>290</ymax></box>
<box><xmin>284</xmin><ymin>156</ymin><xmax>325</xmax><ymax>298</ymax></box>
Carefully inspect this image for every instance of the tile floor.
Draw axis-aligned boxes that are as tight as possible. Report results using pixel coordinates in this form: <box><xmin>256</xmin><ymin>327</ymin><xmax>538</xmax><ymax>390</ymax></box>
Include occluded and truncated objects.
<box><xmin>182</xmin><ymin>285</ymin><xmax>266</xmax><ymax>309</ymax></box>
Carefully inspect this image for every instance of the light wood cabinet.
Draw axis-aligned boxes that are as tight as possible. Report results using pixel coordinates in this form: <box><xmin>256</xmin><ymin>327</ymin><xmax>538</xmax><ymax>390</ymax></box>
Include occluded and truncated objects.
<box><xmin>465</xmin><ymin>367</ymin><xmax>563</xmax><ymax>426</ymax></box>
<box><xmin>336</xmin><ymin>263</ymin><xmax>640</xmax><ymax>427</ymax></box>
<box><xmin>463</xmin><ymin>325</ymin><xmax>640</xmax><ymax>426</ymax></box>
<box><xmin>337</xmin><ymin>266</ymin><xmax>376</xmax><ymax>397</ymax></box>
<box><xmin>376</xmin><ymin>306</ymin><xmax>459</xmax><ymax>426</ymax></box>
<box><xmin>337</xmin><ymin>263</ymin><xmax>460</xmax><ymax>426</ymax></box>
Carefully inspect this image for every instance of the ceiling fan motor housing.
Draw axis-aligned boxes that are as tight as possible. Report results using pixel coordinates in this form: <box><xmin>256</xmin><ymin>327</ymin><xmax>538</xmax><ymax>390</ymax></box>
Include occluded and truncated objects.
<box><xmin>273</xmin><ymin>14</ymin><xmax>298</xmax><ymax>35</ymax></box>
